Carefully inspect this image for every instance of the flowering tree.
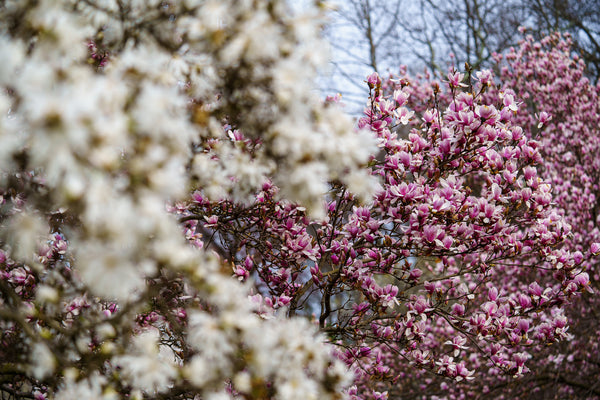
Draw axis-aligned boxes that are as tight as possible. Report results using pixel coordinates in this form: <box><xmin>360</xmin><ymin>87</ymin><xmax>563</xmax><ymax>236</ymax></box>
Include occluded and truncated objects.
<box><xmin>326</xmin><ymin>0</ymin><xmax>600</xmax><ymax>113</ymax></box>
<box><xmin>0</xmin><ymin>2</ymin><xmax>597</xmax><ymax>400</ymax></box>
<box><xmin>345</xmin><ymin>31</ymin><xmax>599</xmax><ymax>398</ymax></box>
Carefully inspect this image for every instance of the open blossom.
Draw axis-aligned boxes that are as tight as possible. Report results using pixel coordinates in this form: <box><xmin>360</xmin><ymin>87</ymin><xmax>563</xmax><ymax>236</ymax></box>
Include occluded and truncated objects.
<box><xmin>536</xmin><ymin>111</ymin><xmax>552</xmax><ymax>128</ymax></box>
<box><xmin>55</xmin><ymin>373</ymin><xmax>117</xmax><ymax>400</ymax></box>
<box><xmin>113</xmin><ymin>329</ymin><xmax>178</xmax><ymax>393</ymax></box>
<box><xmin>446</xmin><ymin>70</ymin><xmax>467</xmax><ymax>88</ymax></box>
<box><xmin>445</xmin><ymin>336</ymin><xmax>469</xmax><ymax>357</ymax></box>
<box><xmin>501</xmin><ymin>92</ymin><xmax>520</xmax><ymax>111</ymax></box>
<box><xmin>475</xmin><ymin>69</ymin><xmax>493</xmax><ymax>85</ymax></box>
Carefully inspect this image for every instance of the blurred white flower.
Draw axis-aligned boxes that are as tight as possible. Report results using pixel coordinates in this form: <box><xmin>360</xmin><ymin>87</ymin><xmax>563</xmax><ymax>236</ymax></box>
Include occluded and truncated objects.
<box><xmin>113</xmin><ymin>329</ymin><xmax>178</xmax><ymax>393</ymax></box>
<box><xmin>30</xmin><ymin>342</ymin><xmax>56</xmax><ymax>380</ymax></box>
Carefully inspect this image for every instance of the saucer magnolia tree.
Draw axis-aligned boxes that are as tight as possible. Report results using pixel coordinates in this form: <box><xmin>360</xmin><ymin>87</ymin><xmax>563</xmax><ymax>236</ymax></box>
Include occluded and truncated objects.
<box><xmin>369</xmin><ymin>31</ymin><xmax>600</xmax><ymax>398</ymax></box>
<box><xmin>185</xmin><ymin>44</ymin><xmax>595</xmax><ymax>400</ymax></box>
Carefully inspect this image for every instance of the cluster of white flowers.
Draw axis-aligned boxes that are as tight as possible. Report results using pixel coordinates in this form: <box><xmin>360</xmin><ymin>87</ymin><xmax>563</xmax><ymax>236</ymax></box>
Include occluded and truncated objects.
<box><xmin>113</xmin><ymin>328</ymin><xmax>178</xmax><ymax>393</ymax></box>
<box><xmin>0</xmin><ymin>0</ymin><xmax>366</xmax><ymax>398</ymax></box>
<box><xmin>55</xmin><ymin>373</ymin><xmax>118</xmax><ymax>400</ymax></box>
<box><xmin>184</xmin><ymin>275</ymin><xmax>353</xmax><ymax>399</ymax></box>
<box><xmin>72</xmin><ymin>0</ymin><xmax>378</xmax><ymax>217</ymax></box>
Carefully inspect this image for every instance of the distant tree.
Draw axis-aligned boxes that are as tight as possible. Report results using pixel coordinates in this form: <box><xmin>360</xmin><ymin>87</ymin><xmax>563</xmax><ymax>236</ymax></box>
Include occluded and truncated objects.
<box><xmin>325</xmin><ymin>0</ymin><xmax>600</xmax><ymax>109</ymax></box>
<box><xmin>524</xmin><ymin>0</ymin><xmax>600</xmax><ymax>82</ymax></box>
<box><xmin>322</xmin><ymin>0</ymin><xmax>407</xmax><ymax>107</ymax></box>
<box><xmin>492</xmin><ymin>32</ymin><xmax>600</xmax><ymax>399</ymax></box>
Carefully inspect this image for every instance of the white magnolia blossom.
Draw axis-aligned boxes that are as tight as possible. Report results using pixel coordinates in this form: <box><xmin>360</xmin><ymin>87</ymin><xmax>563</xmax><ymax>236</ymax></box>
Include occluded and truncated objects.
<box><xmin>0</xmin><ymin>0</ymin><xmax>371</xmax><ymax>398</ymax></box>
<box><xmin>30</xmin><ymin>342</ymin><xmax>56</xmax><ymax>380</ymax></box>
<box><xmin>113</xmin><ymin>328</ymin><xmax>178</xmax><ymax>393</ymax></box>
<box><xmin>55</xmin><ymin>373</ymin><xmax>118</xmax><ymax>400</ymax></box>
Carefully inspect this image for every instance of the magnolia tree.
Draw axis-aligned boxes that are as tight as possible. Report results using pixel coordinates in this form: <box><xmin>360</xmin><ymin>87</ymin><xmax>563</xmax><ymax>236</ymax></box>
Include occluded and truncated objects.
<box><xmin>321</xmin><ymin>31</ymin><xmax>599</xmax><ymax>398</ymax></box>
<box><xmin>0</xmin><ymin>2</ymin><xmax>597</xmax><ymax>400</ymax></box>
